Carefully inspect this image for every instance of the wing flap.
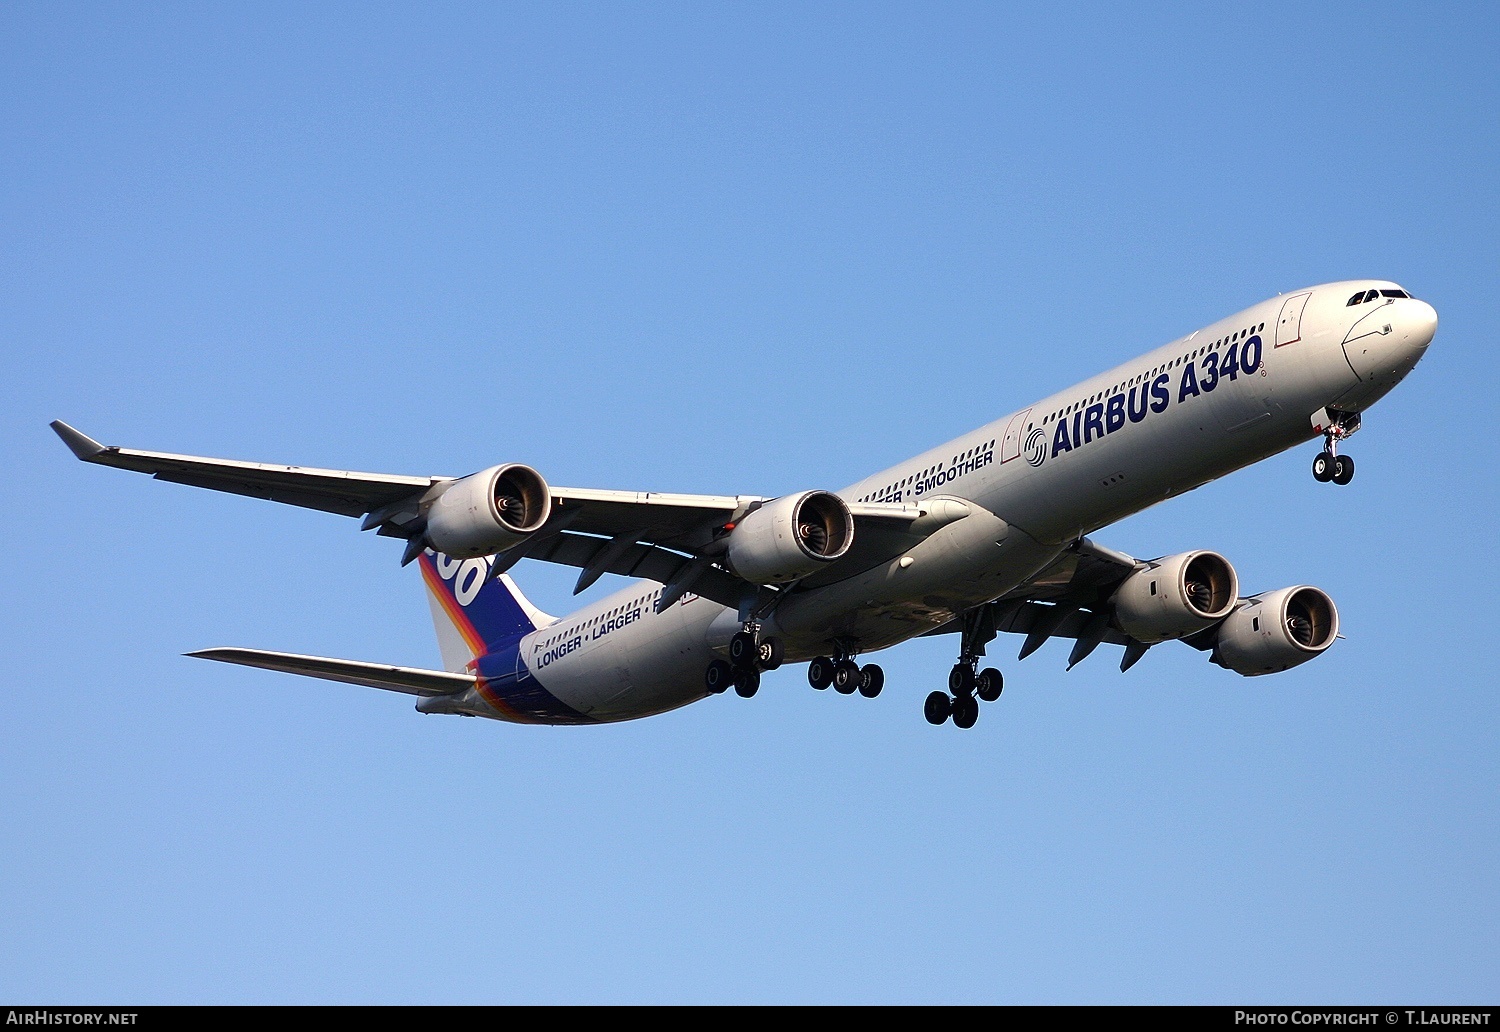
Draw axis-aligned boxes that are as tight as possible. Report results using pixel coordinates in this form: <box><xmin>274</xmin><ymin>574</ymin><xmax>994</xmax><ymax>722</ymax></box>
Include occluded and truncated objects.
<box><xmin>545</xmin><ymin>491</ymin><xmax>923</xmax><ymax>552</ymax></box>
<box><xmin>991</xmin><ymin>601</ymin><xmax>1131</xmax><ymax>645</ymax></box>
<box><xmin>529</xmin><ymin>531</ymin><xmax>747</xmax><ymax>609</ymax></box>
<box><xmin>187</xmin><ymin>647</ymin><xmax>475</xmax><ymax>697</ymax></box>
<box><xmin>548</xmin><ymin>488</ymin><xmax>753</xmax><ymax>549</ymax></box>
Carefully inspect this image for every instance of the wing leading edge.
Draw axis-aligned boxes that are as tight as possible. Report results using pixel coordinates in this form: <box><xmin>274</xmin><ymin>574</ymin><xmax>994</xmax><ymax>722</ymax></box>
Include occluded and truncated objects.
<box><xmin>51</xmin><ymin>421</ymin><xmax>931</xmax><ymax>602</ymax></box>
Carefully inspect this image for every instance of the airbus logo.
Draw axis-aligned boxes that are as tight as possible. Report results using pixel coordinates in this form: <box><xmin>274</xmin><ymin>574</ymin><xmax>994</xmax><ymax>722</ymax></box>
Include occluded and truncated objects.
<box><xmin>1025</xmin><ymin>427</ymin><xmax>1048</xmax><ymax>467</ymax></box>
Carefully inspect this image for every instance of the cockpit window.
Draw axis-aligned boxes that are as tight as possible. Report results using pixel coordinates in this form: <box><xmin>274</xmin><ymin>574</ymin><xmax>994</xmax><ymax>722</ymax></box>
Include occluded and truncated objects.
<box><xmin>1349</xmin><ymin>287</ymin><xmax>1414</xmax><ymax>305</ymax></box>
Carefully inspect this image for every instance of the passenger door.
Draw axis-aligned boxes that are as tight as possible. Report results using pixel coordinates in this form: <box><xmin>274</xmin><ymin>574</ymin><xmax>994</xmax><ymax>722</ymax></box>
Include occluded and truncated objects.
<box><xmin>1275</xmin><ymin>292</ymin><xmax>1312</xmax><ymax>348</ymax></box>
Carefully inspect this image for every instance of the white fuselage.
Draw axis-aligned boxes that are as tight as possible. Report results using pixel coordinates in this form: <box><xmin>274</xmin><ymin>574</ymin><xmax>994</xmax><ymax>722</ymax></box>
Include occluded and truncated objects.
<box><xmin>443</xmin><ymin>281</ymin><xmax>1435</xmax><ymax>723</ymax></box>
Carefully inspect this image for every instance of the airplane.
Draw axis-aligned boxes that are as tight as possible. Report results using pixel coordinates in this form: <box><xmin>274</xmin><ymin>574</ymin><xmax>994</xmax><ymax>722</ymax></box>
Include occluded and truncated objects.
<box><xmin>52</xmin><ymin>279</ymin><xmax>1437</xmax><ymax>730</ymax></box>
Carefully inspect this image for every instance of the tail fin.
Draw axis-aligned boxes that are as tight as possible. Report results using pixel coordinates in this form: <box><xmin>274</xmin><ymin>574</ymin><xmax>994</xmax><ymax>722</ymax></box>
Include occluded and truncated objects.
<box><xmin>418</xmin><ymin>550</ymin><xmax>555</xmax><ymax>673</ymax></box>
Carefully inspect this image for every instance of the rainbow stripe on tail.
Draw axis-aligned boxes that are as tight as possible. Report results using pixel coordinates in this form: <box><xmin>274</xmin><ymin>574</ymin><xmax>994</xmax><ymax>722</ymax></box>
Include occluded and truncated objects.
<box><xmin>418</xmin><ymin>550</ymin><xmax>555</xmax><ymax>673</ymax></box>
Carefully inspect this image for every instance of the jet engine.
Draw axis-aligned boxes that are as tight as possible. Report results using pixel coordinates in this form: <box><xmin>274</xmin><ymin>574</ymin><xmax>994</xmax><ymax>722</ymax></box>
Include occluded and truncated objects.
<box><xmin>1210</xmin><ymin>586</ymin><xmax>1338</xmax><ymax>676</ymax></box>
<box><xmin>1111</xmin><ymin>550</ymin><xmax>1239</xmax><ymax>643</ymax></box>
<box><xmin>424</xmin><ymin>464</ymin><xmax>551</xmax><ymax>558</ymax></box>
<box><xmin>726</xmin><ymin>490</ymin><xmax>853</xmax><ymax>584</ymax></box>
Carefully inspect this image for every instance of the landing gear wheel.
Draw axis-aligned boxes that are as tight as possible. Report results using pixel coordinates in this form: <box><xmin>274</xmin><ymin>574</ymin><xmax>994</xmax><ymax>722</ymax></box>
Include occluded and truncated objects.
<box><xmin>833</xmin><ymin>660</ymin><xmax>861</xmax><ymax>694</ymax></box>
<box><xmin>924</xmin><ymin>690</ymin><xmax>952</xmax><ymax>725</ymax></box>
<box><xmin>756</xmin><ymin>636</ymin><xmax>784</xmax><ymax>671</ymax></box>
<box><xmin>857</xmin><ymin>664</ymin><xmax>884</xmax><ymax>699</ymax></box>
<box><xmin>728</xmin><ymin>631</ymin><xmax>758</xmax><ymax>668</ymax></box>
<box><xmin>1312</xmin><ymin>451</ymin><xmax>1335</xmax><ymax>482</ymax></box>
<box><xmin>704</xmin><ymin>660</ymin><xmax>733</xmax><ymax>695</ymax></box>
<box><xmin>1332</xmin><ymin>454</ymin><xmax>1355</xmax><ymax>485</ymax></box>
<box><xmin>952</xmin><ymin>694</ymin><xmax>980</xmax><ymax>729</ymax></box>
<box><xmin>733</xmin><ymin>669</ymin><xmax>761</xmax><ymax>698</ymax></box>
<box><xmin>976</xmin><ymin>667</ymin><xmax>1004</xmax><ymax>702</ymax></box>
<box><xmin>807</xmin><ymin>656</ymin><xmax>834</xmax><ymax>690</ymax></box>
<box><xmin>948</xmin><ymin>663</ymin><xmax>976</xmax><ymax>695</ymax></box>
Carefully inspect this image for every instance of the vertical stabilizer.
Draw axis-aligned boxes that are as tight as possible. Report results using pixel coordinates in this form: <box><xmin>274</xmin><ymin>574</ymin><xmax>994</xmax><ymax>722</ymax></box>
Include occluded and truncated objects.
<box><xmin>417</xmin><ymin>550</ymin><xmax>556</xmax><ymax>673</ymax></box>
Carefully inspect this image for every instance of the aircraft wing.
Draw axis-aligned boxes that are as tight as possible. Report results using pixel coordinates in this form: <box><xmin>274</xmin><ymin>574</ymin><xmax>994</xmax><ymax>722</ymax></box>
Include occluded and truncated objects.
<box><xmin>187</xmin><ymin>647</ymin><xmax>474</xmax><ymax>697</ymax></box>
<box><xmin>990</xmin><ymin>536</ymin><xmax>1144</xmax><ymax>607</ymax></box>
<box><xmin>51</xmin><ymin>421</ymin><xmax>929</xmax><ymax>602</ymax></box>
<box><xmin>50</xmin><ymin>420</ymin><xmax>766</xmax><ymax>535</ymax></box>
<box><xmin>921</xmin><ymin>537</ymin><xmax>1190</xmax><ymax>670</ymax></box>
<box><xmin>51</xmin><ymin>421</ymin><xmax>442</xmax><ymax>518</ymax></box>
<box><xmin>547</xmin><ymin>486</ymin><xmax>922</xmax><ymax>548</ymax></box>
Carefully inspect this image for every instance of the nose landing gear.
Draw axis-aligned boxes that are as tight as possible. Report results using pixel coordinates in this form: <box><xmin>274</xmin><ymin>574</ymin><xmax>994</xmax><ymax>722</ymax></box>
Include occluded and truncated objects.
<box><xmin>1311</xmin><ymin>409</ymin><xmax>1360</xmax><ymax>486</ymax></box>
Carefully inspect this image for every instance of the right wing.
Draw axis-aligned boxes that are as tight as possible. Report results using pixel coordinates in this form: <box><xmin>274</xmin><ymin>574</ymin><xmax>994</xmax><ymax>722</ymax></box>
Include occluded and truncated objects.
<box><xmin>187</xmin><ymin>647</ymin><xmax>474</xmax><ymax>697</ymax></box>
<box><xmin>51</xmin><ymin>420</ymin><xmax>442</xmax><ymax>518</ymax></box>
<box><xmin>53</xmin><ymin>421</ymin><xmax>940</xmax><ymax>607</ymax></box>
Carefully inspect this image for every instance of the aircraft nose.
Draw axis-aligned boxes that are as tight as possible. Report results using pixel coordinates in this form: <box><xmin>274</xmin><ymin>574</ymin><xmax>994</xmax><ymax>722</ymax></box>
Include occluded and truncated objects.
<box><xmin>1401</xmin><ymin>298</ymin><xmax>1438</xmax><ymax>350</ymax></box>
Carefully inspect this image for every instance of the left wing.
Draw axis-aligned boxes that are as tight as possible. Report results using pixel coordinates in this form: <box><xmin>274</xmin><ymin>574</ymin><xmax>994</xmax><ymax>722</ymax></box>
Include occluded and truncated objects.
<box><xmin>925</xmin><ymin>537</ymin><xmax>1176</xmax><ymax>671</ymax></box>
<box><xmin>927</xmin><ymin>537</ymin><xmax>1235</xmax><ymax>670</ymax></box>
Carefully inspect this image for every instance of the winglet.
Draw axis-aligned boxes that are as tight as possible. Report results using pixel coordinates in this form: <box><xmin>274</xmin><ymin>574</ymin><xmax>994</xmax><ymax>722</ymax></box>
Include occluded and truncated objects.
<box><xmin>50</xmin><ymin>420</ymin><xmax>108</xmax><ymax>461</ymax></box>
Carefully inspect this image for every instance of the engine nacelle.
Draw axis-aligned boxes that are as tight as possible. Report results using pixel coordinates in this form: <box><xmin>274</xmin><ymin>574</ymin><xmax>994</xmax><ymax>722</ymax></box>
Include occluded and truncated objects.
<box><xmin>1211</xmin><ymin>586</ymin><xmax>1339</xmax><ymax>676</ymax></box>
<box><xmin>1111</xmin><ymin>550</ymin><xmax>1239</xmax><ymax>644</ymax></box>
<box><xmin>726</xmin><ymin>490</ymin><xmax>853</xmax><ymax>585</ymax></box>
<box><xmin>424</xmin><ymin>464</ymin><xmax>551</xmax><ymax>559</ymax></box>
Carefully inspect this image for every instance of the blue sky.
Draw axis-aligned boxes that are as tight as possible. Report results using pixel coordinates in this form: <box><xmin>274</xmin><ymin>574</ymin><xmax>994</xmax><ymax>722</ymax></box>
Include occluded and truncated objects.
<box><xmin>4</xmin><ymin>2</ymin><xmax>1497</xmax><ymax>1004</ymax></box>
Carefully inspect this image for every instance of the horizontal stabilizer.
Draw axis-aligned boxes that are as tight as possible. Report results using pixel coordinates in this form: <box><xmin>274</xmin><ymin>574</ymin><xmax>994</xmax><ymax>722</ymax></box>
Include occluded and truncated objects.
<box><xmin>186</xmin><ymin>647</ymin><xmax>475</xmax><ymax>697</ymax></box>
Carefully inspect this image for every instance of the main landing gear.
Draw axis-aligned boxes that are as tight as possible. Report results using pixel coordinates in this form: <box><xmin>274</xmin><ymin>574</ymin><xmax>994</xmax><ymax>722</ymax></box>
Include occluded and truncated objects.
<box><xmin>925</xmin><ymin>665</ymin><xmax>1003</xmax><ymax>730</ymax></box>
<box><xmin>807</xmin><ymin>647</ymin><xmax>884</xmax><ymax>699</ymax></box>
<box><xmin>705</xmin><ymin>624</ymin><xmax>784</xmax><ymax>699</ymax></box>
<box><xmin>1312</xmin><ymin>410</ymin><xmax>1359</xmax><ymax>486</ymax></box>
<box><xmin>926</xmin><ymin>607</ymin><xmax>1003</xmax><ymax>729</ymax></box>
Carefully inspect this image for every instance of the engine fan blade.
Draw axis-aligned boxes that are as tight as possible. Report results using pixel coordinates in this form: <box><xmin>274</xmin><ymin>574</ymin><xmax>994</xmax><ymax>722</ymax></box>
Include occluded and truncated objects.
<box><xmin>1185</xmin><ymin>579</ymin><xmax>1211</xmax><ymax>607</ymax></box>
<box><xmin>798</xmin><ymin>521</ymin><xmax>828</xmax><ymax>555</ymax></box>
<box><xmin>495</xmin><ymin>491</ymin><xmax>527</xmax><ymax>525</ymax></box>
<box><xmin>1286</xmin><ymin>615</ymin><xmax>1314</xmax><ymax>646</ymax></box>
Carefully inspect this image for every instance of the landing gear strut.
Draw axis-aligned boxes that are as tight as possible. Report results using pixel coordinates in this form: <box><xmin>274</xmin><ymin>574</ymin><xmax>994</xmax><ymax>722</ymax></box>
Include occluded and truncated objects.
<box><xmin>808</xmin><ymin>641</ymin><xmax>883</xmax><ymax>699</ymax></box>
<box><xmin>927</xmin><ymin>605</ymin><xmax>1003</xmax><ymax>729</ymax></box>
<box><xmin>1312</xmin><ymin>409</ymin><xmax>1359</xmax><ymax>486</ymax></box>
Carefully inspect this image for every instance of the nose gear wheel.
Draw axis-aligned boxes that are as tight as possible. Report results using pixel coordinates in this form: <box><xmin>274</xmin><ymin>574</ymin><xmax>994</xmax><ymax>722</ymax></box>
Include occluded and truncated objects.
<box><xmin>1312</xmin><ymin>410</ymin><xmax>1359</xmax><ymax>486</ymax></box>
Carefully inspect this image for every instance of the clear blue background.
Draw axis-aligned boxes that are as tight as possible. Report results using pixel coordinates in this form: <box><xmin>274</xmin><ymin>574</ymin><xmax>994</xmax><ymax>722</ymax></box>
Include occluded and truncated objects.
<box><xmin>4</xmin><ymin>2</ymin><xmax>1496</xmax><ymax>1004</ymax></box>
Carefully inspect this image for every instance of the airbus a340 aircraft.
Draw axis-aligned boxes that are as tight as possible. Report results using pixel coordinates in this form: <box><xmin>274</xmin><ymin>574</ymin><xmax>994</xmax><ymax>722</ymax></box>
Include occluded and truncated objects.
<box><xmin>55</xmin><ymin>280</ymin><xmax>1436</xmax><ymax>730</ymax></box>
